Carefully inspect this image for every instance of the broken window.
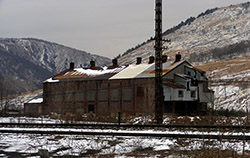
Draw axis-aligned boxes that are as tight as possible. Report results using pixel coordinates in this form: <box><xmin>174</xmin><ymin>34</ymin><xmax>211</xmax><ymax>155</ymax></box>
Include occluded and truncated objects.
<box><xmin>76</xmin><ymin>90</ymin><xmax>84</xmax><ymax>102</ymax></box>
<box><xmin>65</xmin><ymin>91</ymin><xmax>74</xmax><ymax>102</ymax></box>
<box><xmin>98</xmin><ymin>89</ymin><xmax>107</xmax><ymax>102</ymax></box>
<box><xmin>44</xmin><ymin>91</ymin><xmax>51</xmax><ymax>103</ymax></box>
<box><xmin>123</xmin><ymin>88</ymin><xmax>132</xmax><ymax>101</ymax></box>
<box><xmin>111</xmin><ymin>89</ymin><xmax>119</xmax><ymax>101</ymax></box>
<box><xmin>54</xmin><ymin>91</ymin><xmax>63</xmax><ymax>103</ymax></box>
<box><xmin>87</xmin><ymin>91</ymin><xmax>95</xmax><ymax>101</ymax></box>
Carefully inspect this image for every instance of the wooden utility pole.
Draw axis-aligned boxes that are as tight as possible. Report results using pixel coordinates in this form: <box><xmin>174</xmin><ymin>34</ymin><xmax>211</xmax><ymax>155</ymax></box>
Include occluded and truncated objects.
<box><xmin>154</xmin><ymin>0</ymin><xmax>163</xmax><ymax>124</ymax></box>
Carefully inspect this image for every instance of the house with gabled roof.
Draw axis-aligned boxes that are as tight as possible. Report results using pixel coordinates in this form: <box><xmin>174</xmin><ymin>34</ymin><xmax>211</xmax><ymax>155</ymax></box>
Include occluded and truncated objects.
<box><xmin>40</xmin><ymin>54</ymin><xmax>213</xmax><ymax>117</ymax></box>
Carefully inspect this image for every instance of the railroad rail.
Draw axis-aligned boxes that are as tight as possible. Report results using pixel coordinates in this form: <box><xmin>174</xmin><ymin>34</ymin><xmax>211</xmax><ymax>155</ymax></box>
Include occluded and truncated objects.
<box><xmin>0</xmin><ymin>122</ymin><xmax>249</xmax><ymax>130</ymax></box>
<box><xmin>0</xmin><ymin>127</ymin><xmax>249</xmax><ymax>140</ymax></box>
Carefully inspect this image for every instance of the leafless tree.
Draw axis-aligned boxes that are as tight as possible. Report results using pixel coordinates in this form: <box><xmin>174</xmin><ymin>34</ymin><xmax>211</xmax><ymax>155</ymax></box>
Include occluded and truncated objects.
<box><xmin>0</xmin><ymin>80</ymin><xmax>14</xmax><ymax>115</ymax></box>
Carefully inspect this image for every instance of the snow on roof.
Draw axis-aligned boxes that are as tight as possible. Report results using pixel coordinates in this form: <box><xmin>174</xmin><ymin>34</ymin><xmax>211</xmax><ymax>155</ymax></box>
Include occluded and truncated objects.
<box><xmin>27</xmin><ymin>92</ymin><xmax>43</xmax><ymax>104</ymax></box>
<box><xmin>44</xmin><ymin>77</ymin><xmax>59</xmax><ymax>83</ymax></box>
<box><xmin>45</xmin><ymin>60</ymin><xmax>190</xmax><ymax>82</ymax></box>
<box><xmin>74</xmin><ymin>66</ymin><xmax>125</xmax><ymax>76</ymax></box>
<box><xmin>45</xmin><ymin>66</ymin><xmax>126</xmax><ymax>82</ymax></box>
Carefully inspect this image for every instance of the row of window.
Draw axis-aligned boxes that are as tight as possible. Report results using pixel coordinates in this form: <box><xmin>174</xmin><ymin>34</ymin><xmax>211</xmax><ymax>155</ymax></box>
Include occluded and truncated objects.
<box><xmin>178</xmin><ymin>90</ymin><xmax>196</xmax><ymax>98</ymax></box>
<box><xmin>52</xmin><ymin>88</ymin><xmax>134</xmax><ymax>102</ymax></box>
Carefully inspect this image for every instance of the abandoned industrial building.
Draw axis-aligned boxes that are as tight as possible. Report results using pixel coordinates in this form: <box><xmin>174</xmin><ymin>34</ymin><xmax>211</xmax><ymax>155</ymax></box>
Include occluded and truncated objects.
<box><xmin>26</xmin><ymin>54</ymin><xmax>214</xmax><ymax>117</ymax></box>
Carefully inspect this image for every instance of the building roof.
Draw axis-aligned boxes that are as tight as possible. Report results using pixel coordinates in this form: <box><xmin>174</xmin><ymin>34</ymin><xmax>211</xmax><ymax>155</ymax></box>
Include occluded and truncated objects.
<box><xmin>26</xmin><ymin>92</ymin><xmax>43</xmax><ymax>104</ymax></box>
<box><xmin>44</xmin><ymin>66</ymin><xmax>126</xmax><ymax>83</ymax></box>
<box><xmin>109</xmin><ymin>63</ymin><xmax>153</xmax><ymax>80</ymax></box>
<box><xmin>110</xmin><ymin>60</ymin><xmax>189</xmax><ymax>79</ymax></box>
<box><xmin>163</xmin><ymin>81</ymin><xmax>186</xmax><ymax>89</ymax></box>
<box><xmin>185</xmin><ymin>65</ymin><xmax>205</xmax><ymax>73</ymax></box>
<box><xmin>44</xmin><ymin>59</ymin><xmax>193</xmax><ymax>82</ymax></box>
<box><xmin>174</xmin><ymin>73</ymin><xmax>192</xmax><ymax>80</ymax></box>
<box><xmin>139</xmin><ymin>60</ymin><xmax>188</xmax><ymax>78</ymax></box>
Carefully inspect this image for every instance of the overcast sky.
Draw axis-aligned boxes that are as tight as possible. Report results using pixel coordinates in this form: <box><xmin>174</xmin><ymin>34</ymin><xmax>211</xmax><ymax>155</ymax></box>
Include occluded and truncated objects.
<box><xmin>0</xmin><ymin>0</ymin><xmax>249</xmax><ymax>58</ymax></box>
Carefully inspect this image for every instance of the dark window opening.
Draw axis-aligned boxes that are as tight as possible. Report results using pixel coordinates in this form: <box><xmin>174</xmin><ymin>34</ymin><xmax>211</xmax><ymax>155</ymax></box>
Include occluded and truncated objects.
<box><xmin>187</xmin><ymin>82</ymin><xmax>190</xmax><ymax>91</ymax></box>
<box><xmin>191</xmin><ymin>91</ymin><xmax>196</xmax><ymax>98</ymax></box>
<box><xmin>137</xmin><ymin>86</ymin><xmax>144</xmax><ymax>97</ymax></box>
<box><xmin>178</xmin><ymin>90</ymin><xmax>183</xmax><ymax>98</ymax></box>
<box><xmin>88</xmin><ymin>104</ymin><xmax>94</xmax><ymax>113</ymax></box>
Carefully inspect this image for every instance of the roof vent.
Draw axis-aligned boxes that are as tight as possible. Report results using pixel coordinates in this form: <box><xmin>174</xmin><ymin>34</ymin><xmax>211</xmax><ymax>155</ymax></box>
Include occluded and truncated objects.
<box><xmin>162</xmin><ymin>55</ymin><xmax>168</xmax><ymax>63</ymax></box>
<box><xmin>90</xmin><ymin>60</ymin><xmax>95</xmax><ymax>68</ymax></box>
<box><xmin>112</xmin><ymin>59</ymin><xmax>118</xmax><ymax>66</ymax></box>
<box><xmin>136</xmin><ymin>57</ymin><xmax>142</xmax><ymax>65</ymax></box>
<box><xmin>70</xmin><ymin>62</ymin><xmax>74</xmax><ymax>70</ymax></box>
<box><xmin>175</xmin><ymin>52</ymin><xmax>181</xmax><ymax>62</ymax></box>
<box><xmin>149</xmin><ymin>56</ymin><xmax>155</xmax><ymax>64</ymax></box>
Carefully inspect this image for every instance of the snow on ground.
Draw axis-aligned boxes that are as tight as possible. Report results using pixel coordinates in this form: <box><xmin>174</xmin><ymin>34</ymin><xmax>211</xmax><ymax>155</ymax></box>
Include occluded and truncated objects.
<box><xmin>211</xmin><ymin>84</ymin><xmax>250</xmax><ymax>111</ymax></box>
<box><xmin>209</xmin><ymin>67</ymin><xmax>250</xmax><ymax>112</ymax></box>
<box><xmin>0</xmin><ymin>127</ymin><xmax>249</xmax><ymax>137</ymax></box>
<box><xmin>0</xmin><ymin>116</ymin><xmax>249</xmax><ymax>157</ymax></box>
<box><xmin>0</xmin><ymin>132</ymin><xmax>249</xmax><ymax>157</ymax></box>
<box><xmin>221</xmin><ymin>70</ymin><xmax>250</xmax><ymax>80</ymax></box>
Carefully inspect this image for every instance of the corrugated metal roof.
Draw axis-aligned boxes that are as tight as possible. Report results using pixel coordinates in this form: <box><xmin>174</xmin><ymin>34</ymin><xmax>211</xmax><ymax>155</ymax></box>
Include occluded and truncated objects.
<box><xmin>45</xmin><ymin>66</ymin><xmax>126</xmax><ymax>82</ymax></box>
<box><xmin>186</xmin><ymin>65</ymin><xmax>205</xmax><ymax>73</ymax></box>
<box><xmin>110</xmin><ymin>64</ymin><xmax>153</xmax><ymax>79</ymax></box>
<box><xmin>111</xmin><ymin>60</ymin><xmax>187</xmax><ymax>79</ymax></box>
<box><xmin>45</xmin><ymin>60</ymin><xmax>191</xmax><ymax>82</ymax></box>
<box><xmin>135</xmin><ymin>61</ymin><xmax>182</xmax><ymax>78</ymax></box>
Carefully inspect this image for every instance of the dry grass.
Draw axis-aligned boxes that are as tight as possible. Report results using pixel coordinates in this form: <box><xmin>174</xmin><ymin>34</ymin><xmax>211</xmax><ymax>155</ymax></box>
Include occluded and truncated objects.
<box><xmin>195</xmin><ymin>56</ymin><xmax>250</xmax><ymax>79</ymax></box>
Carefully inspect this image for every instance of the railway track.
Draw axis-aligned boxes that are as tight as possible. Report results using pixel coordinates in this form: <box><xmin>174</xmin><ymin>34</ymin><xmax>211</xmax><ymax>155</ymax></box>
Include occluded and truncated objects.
<box><xmin>0</xmin><ymin>127</ymin><xmax>249</xmax><ymax>140</ymax></box>
<box><xmin>0</xmin><ymin>122</ymin><xmax>249</xmax><ymax>140</ymax></box>
<box><xmin>0</xmin><ymin>122</ymin><xmax>249</xmax><ymax>130</ymax></box>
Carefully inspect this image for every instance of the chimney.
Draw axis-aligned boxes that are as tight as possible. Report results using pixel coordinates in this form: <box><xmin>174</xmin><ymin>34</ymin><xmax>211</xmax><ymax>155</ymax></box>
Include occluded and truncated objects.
<box><xmin>90</xmin><ymin>60</ymin><xmax>95</xmax><ymax>68</ymax></box>
<box><xmin>162</xmin><ymin>55</ymin><xmax>168</xmax><ymax>63</ymax></box>
<box><xmin>70</xmin><ymin>62</ymin><xmax>74</xmax><ymax>70</ymax></box>
<box><xmin>112</xmin><ymin>59</ymin><xmax>118</xmax><ymax>66</ymax></box>
<box><xmin>175</xmin><ymin>52</ymin><xmax>181</xmax><ymax>62</ymax></box>
<box><xmin>136</xmin><ymin>57</ymin><xmax>142</xmax><ymax>65</ymax></box>
<box><xmin>149</xmin><ymin>56</ymin><xmax>155</xmax><ymax>64</ymax></box>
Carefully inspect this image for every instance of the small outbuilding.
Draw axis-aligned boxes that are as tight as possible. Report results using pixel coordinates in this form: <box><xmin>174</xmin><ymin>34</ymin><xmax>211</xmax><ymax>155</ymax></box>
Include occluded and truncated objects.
<box><xmin>24</xmin><ymin>92</ymin><xmax>43</xmax><ymax>117</ymax></box>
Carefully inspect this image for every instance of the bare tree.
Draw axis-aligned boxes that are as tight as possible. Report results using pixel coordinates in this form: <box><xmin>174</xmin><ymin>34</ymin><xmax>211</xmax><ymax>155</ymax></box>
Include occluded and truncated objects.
<box><xmin>0</xmin><ymin>80</ymin><xmax>14</xmax><ymax>115</ymax></box>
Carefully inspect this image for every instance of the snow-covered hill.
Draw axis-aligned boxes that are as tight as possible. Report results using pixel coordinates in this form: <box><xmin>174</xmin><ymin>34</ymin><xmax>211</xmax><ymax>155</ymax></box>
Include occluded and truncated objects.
<box><xmin>197</xmin><ymin>57</ymin><xmax>250</xmax><ymax>112</ymax></box>
<box><xmin>116</xmin><ymin>2</ymin><xmax>250</xmax><ymax>112</ymax></box>
<box><xmin>0</xmin><ymin>38</ymin><xmax>111</xmax><ymax>94</ymax></box>
<box><xmin>117</xmin><ymin>2</ymin><xmax>250</xmax><ymax>65</ymax></box>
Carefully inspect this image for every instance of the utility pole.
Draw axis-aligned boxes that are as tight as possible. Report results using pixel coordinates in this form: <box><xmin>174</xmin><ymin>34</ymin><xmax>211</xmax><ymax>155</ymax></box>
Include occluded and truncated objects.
<box><xmin>154</xmin><ymin>0</ymin><xmax>163</xmax><ymax>124</ymax></box>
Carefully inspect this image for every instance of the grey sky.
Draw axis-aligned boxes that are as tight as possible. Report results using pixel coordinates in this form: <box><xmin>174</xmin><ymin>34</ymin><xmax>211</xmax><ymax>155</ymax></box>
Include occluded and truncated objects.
<box><xmin>0</xmin><ymin>0</ymin><xmax>249</xmax><ymax>58</ymax></box>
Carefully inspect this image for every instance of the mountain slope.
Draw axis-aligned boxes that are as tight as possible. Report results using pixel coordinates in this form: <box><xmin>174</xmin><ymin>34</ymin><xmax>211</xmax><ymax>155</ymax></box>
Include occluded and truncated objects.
<box><xmin>116</xmin><ymin>2</ymin><xmax>250</xmax><ymax>112</ymax></box>
<box><xmin>0</xmin><ymin>38</ymin><xmax>111</xmax><ymax>94</ymax></box>
<box><xmin>197</xmin><ymin>56</ymin><xmax>250</xmax><ymax>112</ymax></box>
<box><xmin>117</xmin><ymin>2</ymin><xmax>250</xmax><ymax>65</ymax></box>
